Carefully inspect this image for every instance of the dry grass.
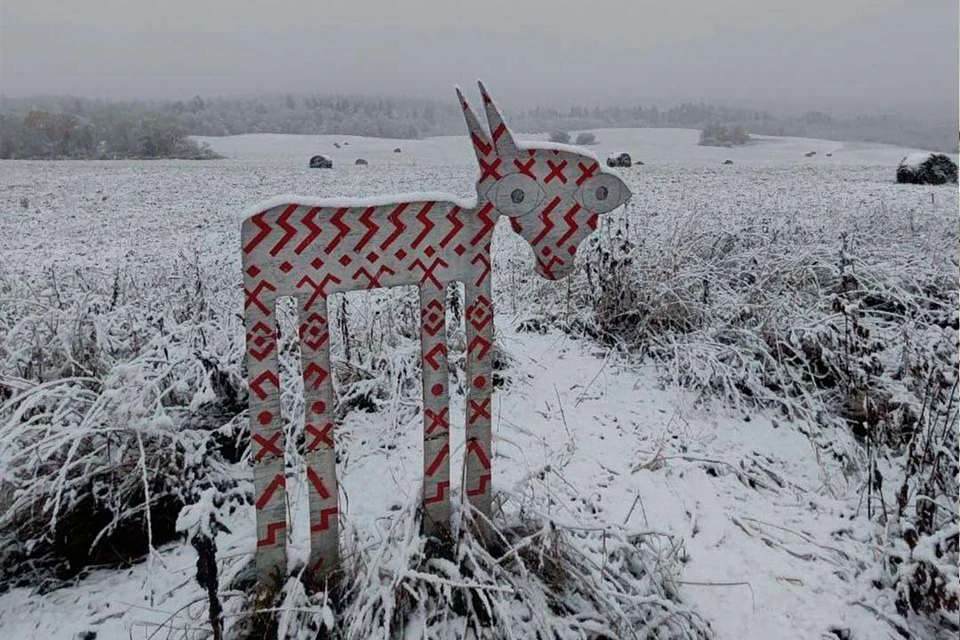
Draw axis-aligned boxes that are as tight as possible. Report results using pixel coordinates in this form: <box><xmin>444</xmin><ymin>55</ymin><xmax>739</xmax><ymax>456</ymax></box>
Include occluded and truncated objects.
<box><xmin>225</xmin><ymin>484</ymin><xmax>710</xmax><ymax>640</ymax></box>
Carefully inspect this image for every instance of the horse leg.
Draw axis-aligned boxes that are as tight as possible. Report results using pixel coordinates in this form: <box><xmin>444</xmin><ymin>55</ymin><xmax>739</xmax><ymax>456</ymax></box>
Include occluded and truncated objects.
<box><xmin>420</xmin><ymin>286</ymin><xmax>451</xmax><ymax>537</ymax></box>
<box><xmin>300</xmin><ymin>296</ymin><xmax>340</xmax><ymax>589</ymax></box>
<box><xmin>462</xmin><ymin>283</ymin><xmax>494</xmax><ymax>519</ymax></box>
<box><xmin>246</xmin><ymin>296</ymin><xmax>288</xmax><ymax>589</ymax></box>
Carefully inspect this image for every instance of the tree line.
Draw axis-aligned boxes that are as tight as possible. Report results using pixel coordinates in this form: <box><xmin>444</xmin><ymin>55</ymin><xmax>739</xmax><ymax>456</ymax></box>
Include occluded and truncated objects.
<box><xmin>0</xmin><ymin>93</ymin><xmax>954</xmax><ymax>159</ymax></box>
<box><xmin>0</xmin><ymin>98</ymin><xmax>222</xmax><ymax>160</ymax></box>
<box><xmin>698</xmin><ymin>123</ymin><xmax>751</xmax><ymax>147</ymax></box>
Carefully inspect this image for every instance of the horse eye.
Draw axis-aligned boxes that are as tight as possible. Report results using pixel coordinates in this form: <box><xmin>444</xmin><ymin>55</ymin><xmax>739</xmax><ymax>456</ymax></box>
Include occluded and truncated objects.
<box><xmin>575</xmin><ymin>173</ymin><xmax>624</xmax><ymax>213</ymax></box>
<box><xmin>488</xmin><ymin>173</ymin><xmax>544</xmax><ymax>216</ymax></box>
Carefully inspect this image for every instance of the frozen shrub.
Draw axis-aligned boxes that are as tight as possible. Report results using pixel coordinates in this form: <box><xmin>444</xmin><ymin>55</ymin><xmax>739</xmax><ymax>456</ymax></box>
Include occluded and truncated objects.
<box><xmin>699</xmin><ymin>123</ymin><xmax>750</xmax><ymax>147</ymax></box>
<box><xmin>0</xmin><ymin>258</ymin><xmax>245</xmax><ymax>583</ymax></box>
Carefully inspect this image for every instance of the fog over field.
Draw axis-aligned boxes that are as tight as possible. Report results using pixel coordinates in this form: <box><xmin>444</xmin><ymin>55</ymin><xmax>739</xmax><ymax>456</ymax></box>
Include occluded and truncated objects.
<box><xmin>1</xmin><ymin>0</ymin><xmax>957</xmax><ymax>152</ymax></box>
<box><xmin>2</xmin><ymin>0</ymin><xmax>956</xmax><ymax>117</ymax></box>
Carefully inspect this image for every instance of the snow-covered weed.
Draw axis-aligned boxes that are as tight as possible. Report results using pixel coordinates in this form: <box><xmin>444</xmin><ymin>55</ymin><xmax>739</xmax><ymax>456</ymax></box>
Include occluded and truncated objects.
<box><xmin>877</xmin><ymin>330</ymin><xmax>959</xmax><ymax>637</ymax></box>
<box><xmin>0</xmin><ymin>258</ymin><xmax>475</xmax><ymax>595</ymax></box>
<box><xmin>553</xmin><ymin>190</ymin><xmax>957</xmax><ymax>439</ymax></box>
<box><xmin>0</xmin><ymin>254</ymin><xmax>245</xmax><ymax>586</ymax></box>
<box><xmin>225</xmin><ymin>483</ymin><xmax>709</xmax><ymax>640</ymax></box>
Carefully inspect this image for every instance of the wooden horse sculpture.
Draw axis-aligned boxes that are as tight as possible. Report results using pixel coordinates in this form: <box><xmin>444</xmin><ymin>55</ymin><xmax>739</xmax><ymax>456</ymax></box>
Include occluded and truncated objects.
<box><xmin>241</xmin><ymin>81</ymin><xmax>632</xmax><ymax>589</ymax></box>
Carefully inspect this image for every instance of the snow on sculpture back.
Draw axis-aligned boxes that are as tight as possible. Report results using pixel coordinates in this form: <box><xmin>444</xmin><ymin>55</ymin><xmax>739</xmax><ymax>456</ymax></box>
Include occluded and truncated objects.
<box><xmin>241</xmin><ymin>81</ymin><xmax>632</xmax><ymax>591</ymax></box>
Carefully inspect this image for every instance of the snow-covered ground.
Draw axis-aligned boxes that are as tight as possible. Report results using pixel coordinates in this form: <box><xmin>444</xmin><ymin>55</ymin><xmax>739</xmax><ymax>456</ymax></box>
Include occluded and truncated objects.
<box><xmin>1</xmin><ymin>129</ymin><xmax>956</xmax><ymax>639</ymax></box>
<box><xmin>0</xmin><ymin>330</ymin><xmax>892</xmax><ymax>639</ymax></box>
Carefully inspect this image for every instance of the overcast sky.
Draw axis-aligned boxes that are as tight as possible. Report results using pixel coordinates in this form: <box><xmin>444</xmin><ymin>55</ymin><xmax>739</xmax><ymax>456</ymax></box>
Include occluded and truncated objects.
<box><xmin>1</xmin><ymin>0</ymin><xmax>956</xmax><ymax>120</ymax></box>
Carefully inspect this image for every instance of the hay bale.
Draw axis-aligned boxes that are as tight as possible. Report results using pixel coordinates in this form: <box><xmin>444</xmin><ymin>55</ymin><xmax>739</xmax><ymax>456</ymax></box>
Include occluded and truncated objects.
<box><xmin>896</xmin><ymin>153</ymin><xmax>958</xmax><ymax>185</ymax></box>
<box><xmin>606</xmin><ymin>152</ymin><xmax>631</xmax><ymax>168</ymax></box>
<box><xmin>309</xmin><ymin>154</ymin><xmax>332</xmax><ymax>168</ymax></box>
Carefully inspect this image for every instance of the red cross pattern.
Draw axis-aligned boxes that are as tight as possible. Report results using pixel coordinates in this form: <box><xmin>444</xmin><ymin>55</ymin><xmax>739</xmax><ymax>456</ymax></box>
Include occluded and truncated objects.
<box><xmin>305</xmin><ymin>423</ymin><xmax>333</xmax><ymax>451</ymax></box>
<box><xmin>514</xmin><ymin>157</ymin><xmax>536</xmax><ymax>178</ymax></box>
<box><xmin>545</xmin><ymin>159</ymin><xmax>568</xmax><ymax>184</ymax></box>
<box><xmin>479</xmin><ymin>157</ymin><xmax>502</xmax><ymax>182</ymax></box>
<box><xmin>468</xmin><ymin>399</ymin><xmax>491</xmax><ymax>424</ymax></box>
<box><xmin>296</xmin><ymin>273</ymin><xmax>341</xmax><ymax>309</ymax></box>
<box><xmin>253</xmin><ymin>432</ymin><xmax>283</xmax><ymax>461</ymax></box>
<box><xmin>425</xmin><ymin>408</ymin><xmax>450</xmax><ymax>435</ymax></box>
<box><xmin>576</xmin><ymin>161</ymin><xmax>599</xmax><ymax>185</ymax></box>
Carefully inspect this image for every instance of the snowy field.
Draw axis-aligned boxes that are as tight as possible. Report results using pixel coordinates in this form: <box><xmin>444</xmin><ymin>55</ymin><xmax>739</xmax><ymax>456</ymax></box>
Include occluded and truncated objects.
<box><xmin>0</xmin><ymin>129</ymin><xmax>956</xmax><ymax>639</ymax></box>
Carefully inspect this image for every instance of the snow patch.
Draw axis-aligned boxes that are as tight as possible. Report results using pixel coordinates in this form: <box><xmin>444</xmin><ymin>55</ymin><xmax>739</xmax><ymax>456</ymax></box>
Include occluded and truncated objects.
<box><xmin>519</xmin><ymin>139</ymin><xmax>601</xmax><ymax>161</ymax></box>
<box><xmin>242</xmin><ymin>192</ymin><xmax>478</xmax><ymax>219</ymax></box>
<box><xmin>899</xmin><ymin>152</ymin><xmax>933</xmax><ymax>168</ymax></box>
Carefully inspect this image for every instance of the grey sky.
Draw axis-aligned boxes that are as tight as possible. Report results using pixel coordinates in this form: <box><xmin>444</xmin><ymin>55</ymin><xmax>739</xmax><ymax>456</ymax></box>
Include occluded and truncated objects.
<box><xmin>1</xmin><ymin>0</ymin><xmax>956</xmax><ymax>120</ymax></box>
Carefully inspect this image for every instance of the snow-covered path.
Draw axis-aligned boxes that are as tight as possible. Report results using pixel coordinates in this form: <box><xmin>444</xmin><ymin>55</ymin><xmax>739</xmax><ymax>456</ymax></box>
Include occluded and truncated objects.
<box><xmin>487</xmin><ymin>324</ymin><xmax>891</xmax><ymax>640</ymax></box>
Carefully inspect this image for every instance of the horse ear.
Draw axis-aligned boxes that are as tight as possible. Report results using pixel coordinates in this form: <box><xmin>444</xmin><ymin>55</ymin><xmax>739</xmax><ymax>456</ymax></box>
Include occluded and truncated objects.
<box><xmin>477</xmin><ymin>80</ymin><xmax>519</xmax><ymax>157</ymax></box>
<box><xmin>456</xmin><ymin>86</ymin><xmax>494</xmax><ymax>164</ymax></box>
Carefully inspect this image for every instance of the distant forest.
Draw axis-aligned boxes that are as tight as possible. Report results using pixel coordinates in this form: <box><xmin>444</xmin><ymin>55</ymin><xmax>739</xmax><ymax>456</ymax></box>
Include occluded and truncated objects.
<box><xmin>0</xmin><ymin>92</ymin><xmax>955</xmax><ymax>159</ymax></box>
